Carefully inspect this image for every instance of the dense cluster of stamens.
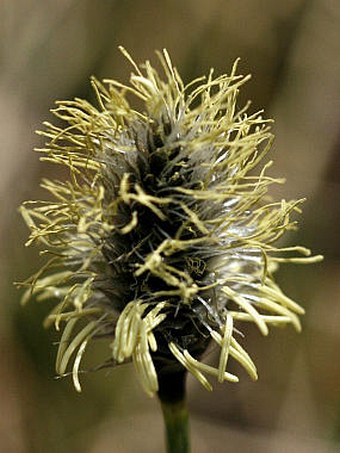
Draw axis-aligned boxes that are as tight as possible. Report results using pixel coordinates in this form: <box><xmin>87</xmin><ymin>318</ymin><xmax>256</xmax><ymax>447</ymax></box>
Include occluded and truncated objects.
<box><xmin>20</xmin><ymin>48</ymin><xmax>322</xmax><ymax>395</ymax></box>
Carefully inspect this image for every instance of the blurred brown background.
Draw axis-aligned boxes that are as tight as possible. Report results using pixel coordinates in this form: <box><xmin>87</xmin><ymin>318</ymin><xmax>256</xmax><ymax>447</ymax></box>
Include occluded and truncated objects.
<box><xmin>1</xmin><ymin>1</ymin><xmax>339</xmax><ymax>452</ymax></box>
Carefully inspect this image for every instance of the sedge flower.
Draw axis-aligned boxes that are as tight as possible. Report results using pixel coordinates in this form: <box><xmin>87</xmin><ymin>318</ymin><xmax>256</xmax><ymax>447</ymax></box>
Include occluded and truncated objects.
<box><xmin>19</xmin><ymin>47</ymin><xmax>322</xmax><ymax>401</ymax></box>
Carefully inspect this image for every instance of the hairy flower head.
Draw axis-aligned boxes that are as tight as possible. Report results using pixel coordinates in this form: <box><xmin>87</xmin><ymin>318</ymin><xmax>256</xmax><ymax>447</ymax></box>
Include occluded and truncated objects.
<box><xmin>19</xmin><ymin>48</ymin><xmax>322</xmax><ymax>396</ymax></box>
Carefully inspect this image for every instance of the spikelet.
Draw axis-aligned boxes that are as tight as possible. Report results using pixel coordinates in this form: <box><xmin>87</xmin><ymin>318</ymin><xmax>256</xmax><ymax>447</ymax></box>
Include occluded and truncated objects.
<box><xmin>19</xmin><ymin>48</ymin><xmax>322</xmax><ymax>395</ymax></box>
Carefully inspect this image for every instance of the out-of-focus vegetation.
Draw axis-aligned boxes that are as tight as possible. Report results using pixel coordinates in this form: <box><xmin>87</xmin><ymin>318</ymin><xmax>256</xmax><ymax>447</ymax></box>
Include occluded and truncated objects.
<box><xmin>1</xmin><ymin>1</ymin><xmax>339</xmax><ymax>452</ymax></box>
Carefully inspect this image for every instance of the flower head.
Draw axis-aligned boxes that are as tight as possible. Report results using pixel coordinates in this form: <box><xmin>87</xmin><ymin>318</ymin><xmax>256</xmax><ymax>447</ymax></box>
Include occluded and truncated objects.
<box><xmin>20</xmin><ymin>48</ymin><xmax>322</xmax><ymax>396</ymax></box>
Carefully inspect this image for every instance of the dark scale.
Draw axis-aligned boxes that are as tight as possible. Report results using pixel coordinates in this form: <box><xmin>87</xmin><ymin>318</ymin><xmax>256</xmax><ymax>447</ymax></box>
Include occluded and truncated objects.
<box><xmin>98</xmin><ymin>118</ymin><xmax>220</xmax><ymax>381</ymax></box>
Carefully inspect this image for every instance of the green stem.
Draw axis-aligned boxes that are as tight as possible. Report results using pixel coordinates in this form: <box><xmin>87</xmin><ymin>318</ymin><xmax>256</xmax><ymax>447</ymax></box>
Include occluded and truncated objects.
<box><xmin>157</xmin><ymin>370</ymin><xmax>190</xmax><ymax>453</ymax></box>
<box><xmin>161</xmin><ymin>399</ymin><xmax>190</xmax><ymax>453</ymax></box>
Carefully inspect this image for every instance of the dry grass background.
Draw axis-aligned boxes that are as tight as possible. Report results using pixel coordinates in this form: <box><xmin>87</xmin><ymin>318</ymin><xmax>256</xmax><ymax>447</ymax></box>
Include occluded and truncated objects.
<box><xmin>1</xmin><ymin>1</ymin><xmax>339</xmax><ymax>452</ymax></box>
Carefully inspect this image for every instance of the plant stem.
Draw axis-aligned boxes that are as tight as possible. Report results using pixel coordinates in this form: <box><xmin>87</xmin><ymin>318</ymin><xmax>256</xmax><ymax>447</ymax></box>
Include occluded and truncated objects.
<box><xmin>158</xmin><ymin>370</ymin><xmax>190</xmax><ymax>453</ymax></box>
<box><xmin>160</xmin><ymin>399</ymin><xmax>190</xmax><ymax>453</ymax></box>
